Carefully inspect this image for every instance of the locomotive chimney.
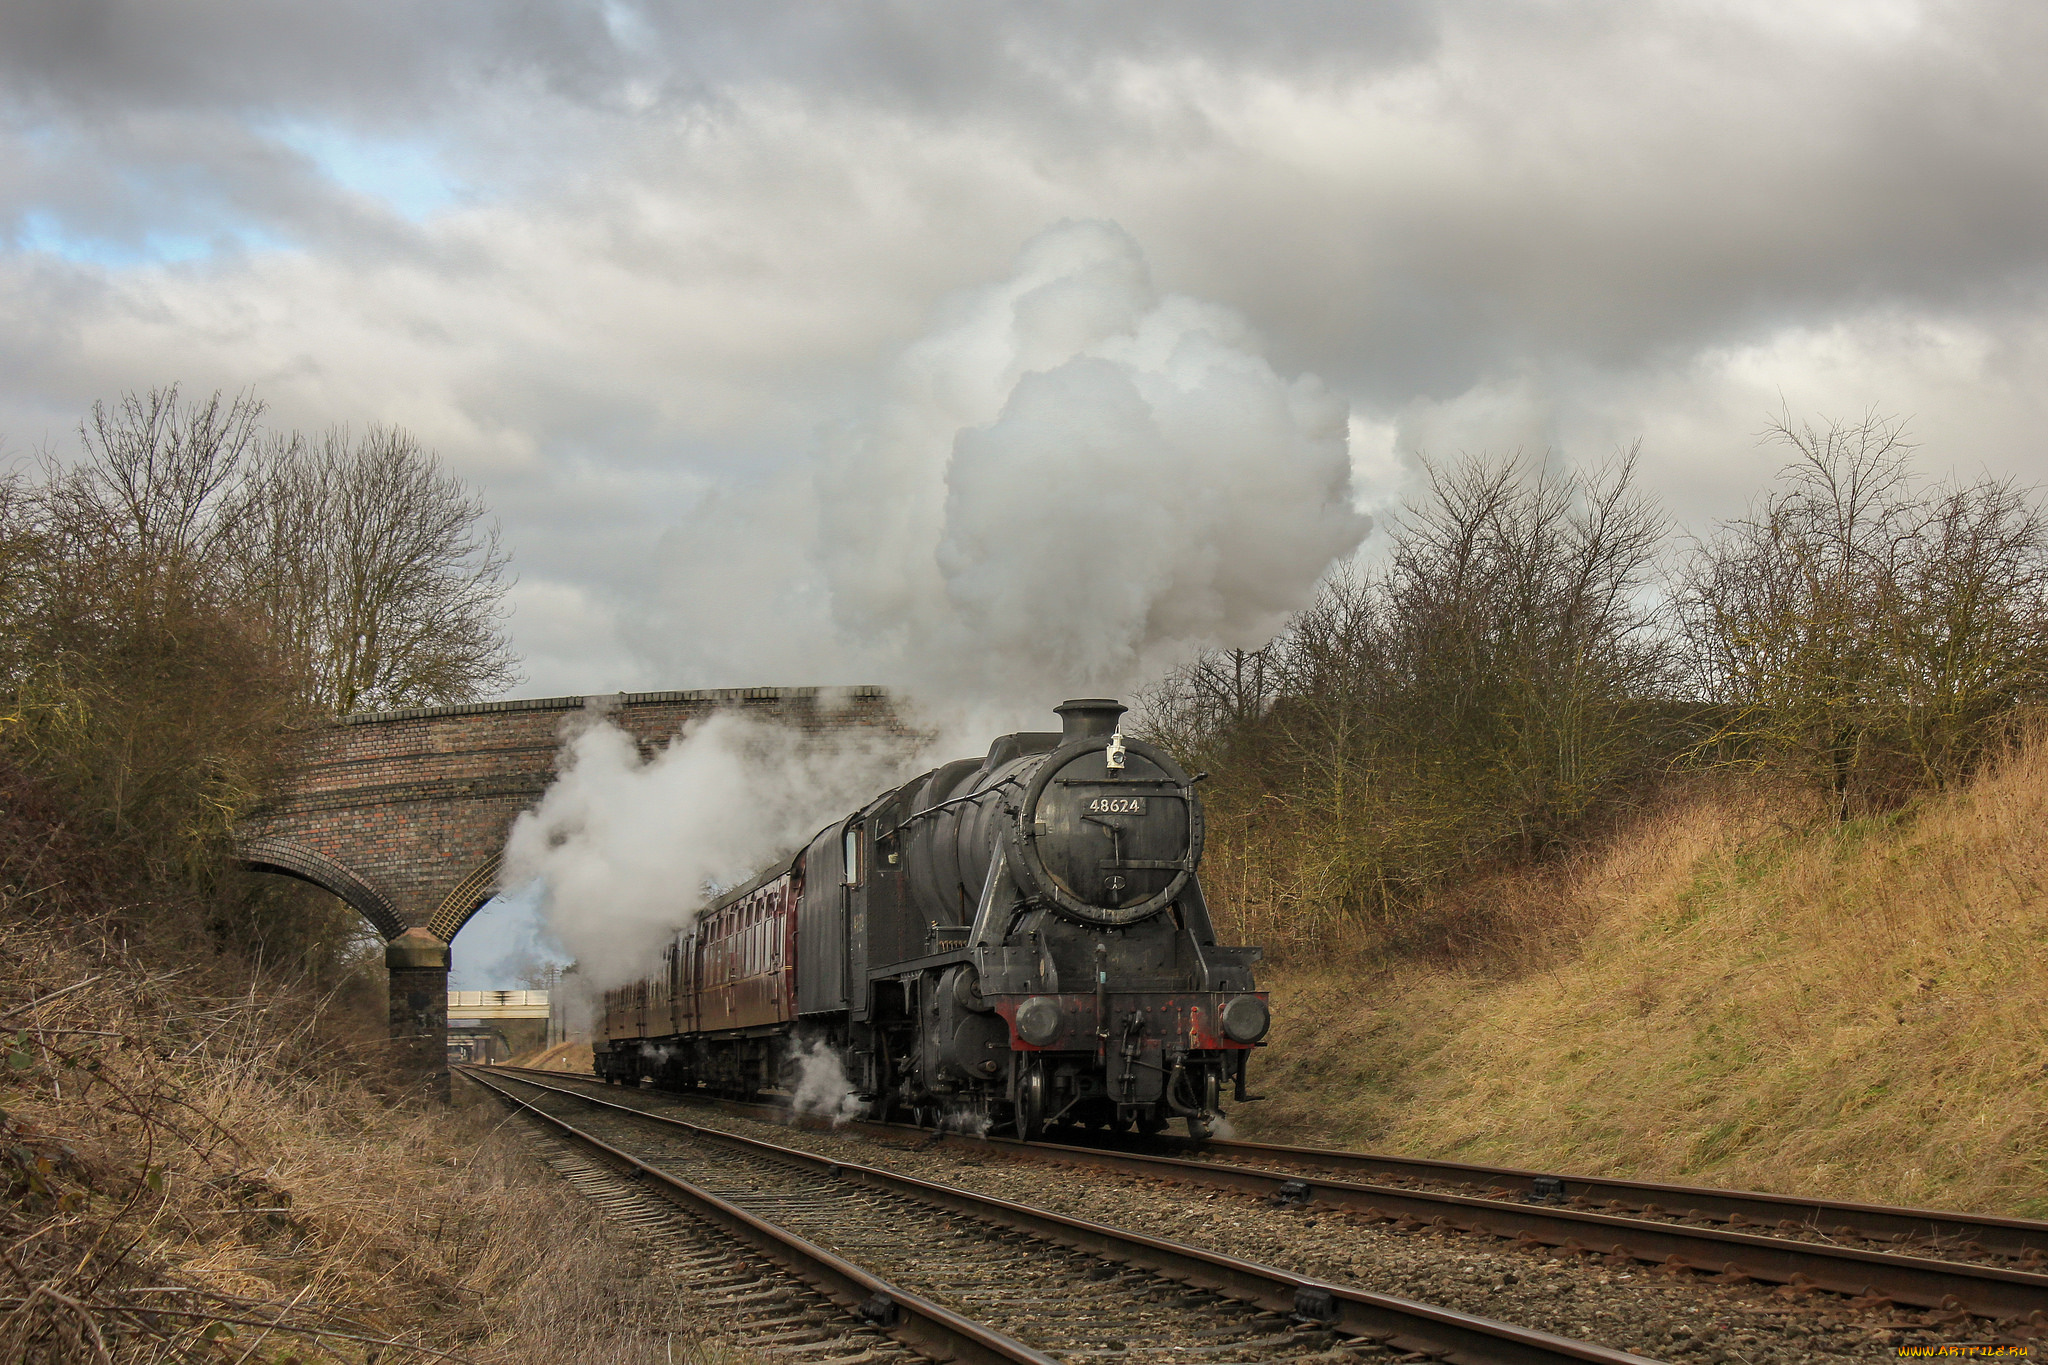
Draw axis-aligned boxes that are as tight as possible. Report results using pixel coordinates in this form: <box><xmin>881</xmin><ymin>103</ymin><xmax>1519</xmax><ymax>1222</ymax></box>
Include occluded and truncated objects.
<box><xmin>1055</xmin><ymin>698</ymin><xmax>1126</xmax><ymax>742</ymax></box>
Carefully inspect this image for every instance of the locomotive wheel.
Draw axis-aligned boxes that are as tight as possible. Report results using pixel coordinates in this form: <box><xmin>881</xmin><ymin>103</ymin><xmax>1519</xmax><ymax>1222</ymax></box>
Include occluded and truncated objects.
<box><xmin>1014</xmin><ymin>1063</ymin><xmax>1046</xmax><ymax>1140</ymax></box>
<box><xmin>1136</xmin><ymin>1109</ymin><xmax>1167</xmax><ymax>1135</ymax></box>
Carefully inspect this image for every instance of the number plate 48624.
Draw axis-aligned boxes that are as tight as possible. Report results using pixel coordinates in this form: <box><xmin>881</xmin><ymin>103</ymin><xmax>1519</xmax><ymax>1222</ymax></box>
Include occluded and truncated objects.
<box><xmin>1083</xmin><ymin>795</ymin><xmax>1147</xmax><ymax>815</ymax></box>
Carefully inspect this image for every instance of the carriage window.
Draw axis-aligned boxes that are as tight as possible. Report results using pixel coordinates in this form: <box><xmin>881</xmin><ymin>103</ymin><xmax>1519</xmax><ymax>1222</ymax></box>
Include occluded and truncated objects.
<box><xmin>844</xmin><ymin>823</ymin><xmax>864</xmax><ymax>886</ymax></box>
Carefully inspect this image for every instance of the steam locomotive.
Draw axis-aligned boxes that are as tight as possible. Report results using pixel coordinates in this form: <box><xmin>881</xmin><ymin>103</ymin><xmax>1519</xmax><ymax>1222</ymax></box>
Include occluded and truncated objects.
<box><xmin>593</xmin><ymin>698</ymin><xmax>1269</xmax><ymax>1139</ymax></box>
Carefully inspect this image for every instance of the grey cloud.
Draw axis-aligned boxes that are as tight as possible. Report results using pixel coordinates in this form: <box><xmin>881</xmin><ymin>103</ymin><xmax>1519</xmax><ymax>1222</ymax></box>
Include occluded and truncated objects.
<box><xmin>0</xmin><ymin>2</ymin><xmax>1436</xmax><ymax>119</ymax></box>
<box><xmin>1</xmin><ymin>1</ymin><xmax>1437</xmax><ymax>263</ymax></box>
<box><xmin>13</xmin><ymin>2</ymin><xmax>2042</xmax><ymax>392</ymax></box>
<box><xmin>3</xmin><ymin>2</ymin><xmax>2046</xmax><ymax>696</ymax></box>
<box><xmin>1143</xmin><ymin>5</ymin><xmax>2048</xmax><ymax>402</ymax></box>
<box><xmin>0</xmin><ymin>2</ymin><xmax>611</xmax><ymax>118</ymax></box>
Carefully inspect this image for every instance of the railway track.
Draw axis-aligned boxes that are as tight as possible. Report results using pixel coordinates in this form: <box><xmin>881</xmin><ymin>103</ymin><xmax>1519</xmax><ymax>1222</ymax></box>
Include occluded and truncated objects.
<box><xmin>514</xmin><ymin>1123</ymin><xmax>924</xmax><ymax>1364</ymax></box>
<box><xmin>462</xmin><ymin>1065</ymin><xmax>1662</xmax><ymax>1364</ymax></box>
<box><xmin>481</xmin><ymin>1063</ymin><xmax>2048</xmax><ymax>1331</ymax></box>
<box><xmin>469</xmin><ymin>1069</ymin><xmax>1032</xmax><ymax>1365</ymax></box>
<box><xmin>1162</xmin><ymin>1136</ymin><xmax>2048</xmax><ymax>1268</ymax></box>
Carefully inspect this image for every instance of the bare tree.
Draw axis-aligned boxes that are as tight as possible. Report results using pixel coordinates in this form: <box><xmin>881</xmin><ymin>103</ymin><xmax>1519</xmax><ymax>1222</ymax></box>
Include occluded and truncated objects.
<box><xmin>238</xmin><ymin>426</ymin><xmax>517</xmax><ymax>714</ymax></box>
<box><xmin>68</xmin><ymin>387</ymin><xmax>266</xmax><ymax>571</ymax></box>
<box><xmin>1136</xmin><ymin>645</ymin><xmax>1279</xmax><ymax>757</ymax></box>
<box><xmin>1890</xmin><ymin>477</ymin><xmax>2048</xmax><ymax>776</ymax></box>
<box><xmin>1680</xmin><ymin>412</ymin><xmax>2048</xmax><ymax>817</ymax></box>
<box><xmin>5</xmin><ymin>387</ymin><xmax>289</xmax><ymax>886</ymax></box>
<box><xmin>0</xmin><ymin>471</ymin><xmax>38</xmax><ymax>692</ymax></box>
<box><xmin>30</xmin><ymin>387</ymin><xmax>267</xmax><ymax>620</ymax></box>
<box><xmin>1340</xmin><ymin>447</ymin><xmax>1671</xmax><ymax>868</ymax></box>
<box><xmin>1145</xmin><ymin>450</ymin><xmax>1673</xmax><ymax>955</ymax></box>
<box><xmin>0</xmin><ymin>387</ymin><xmax>521</xmax><ymax>902</ymax></box>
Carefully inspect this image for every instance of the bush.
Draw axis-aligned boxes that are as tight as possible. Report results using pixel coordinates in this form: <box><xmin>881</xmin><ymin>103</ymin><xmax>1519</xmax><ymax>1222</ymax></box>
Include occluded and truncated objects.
<box><xmin>1679</xmin><ymin>412</ymin><xmax>2048</xmax><ymax>819</ymax></box>
<box><xmin>1145</xmin><ymin>451</ymin><xmax>1673</xmax><ymax>958</ymax></box>
<box><xmin>1152</xmin><ymin>417</ymin><xmax>2048</xmax><ymax>963</ymax></box>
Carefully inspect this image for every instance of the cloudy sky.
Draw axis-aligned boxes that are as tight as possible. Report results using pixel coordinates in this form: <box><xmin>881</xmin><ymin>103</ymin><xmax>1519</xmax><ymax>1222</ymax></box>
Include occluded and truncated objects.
<box><xmin>5</xmin><ymin>0</ymin><xmax>2045</xmax><ymax>704</ymax></box>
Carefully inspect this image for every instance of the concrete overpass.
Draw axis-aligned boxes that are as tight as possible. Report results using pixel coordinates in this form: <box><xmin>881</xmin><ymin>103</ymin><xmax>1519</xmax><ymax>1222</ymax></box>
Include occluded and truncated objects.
<box><xmin>446</xmin><ymin>990</ymin><xmax>553</xmax><ymax>1063</ymax></box>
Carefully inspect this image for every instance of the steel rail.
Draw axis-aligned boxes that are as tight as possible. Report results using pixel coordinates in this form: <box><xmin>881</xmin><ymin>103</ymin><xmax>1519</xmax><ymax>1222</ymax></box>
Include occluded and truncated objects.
<box><xmin>493</xmin><ymin>1061</ymin><xmax>2048</xmax><ymax>1258</ymax></box>
<box><xmin>1171</xmin><ymin>1136</ymin><xmax>2048</xmax><ymax>1262</ymax></box>
<box><xmin>470</xmin><ymin>1066</ymin><xmax>1661</xmax><ymax>1365</ymax></box>
<box><xmin>966</xmin><ymin>1135</ymin><xmax>2048</xmax><ymax>1322</ymax></box>
<box><xmin>478</xmin><ymin>1064</ymin><xmax>2048</xmax><ymax>1324</ymax></box>
<box><xmin>459</xmin><ymin>1067</ymin><xmax>1057</xmax><ymax>1365</ymax></box>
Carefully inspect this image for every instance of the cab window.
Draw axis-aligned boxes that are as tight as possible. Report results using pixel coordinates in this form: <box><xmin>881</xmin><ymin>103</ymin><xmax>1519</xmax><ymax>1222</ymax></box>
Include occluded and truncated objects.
<box><xmin>844</xmin><ymin>823</ymin><xmax>864</xmax><ymax>886</ymax></box>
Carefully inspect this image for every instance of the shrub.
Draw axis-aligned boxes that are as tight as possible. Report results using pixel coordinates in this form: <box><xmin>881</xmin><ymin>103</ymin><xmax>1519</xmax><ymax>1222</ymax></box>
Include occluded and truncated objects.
<box><xmin>1679</xmin><ymin>412</ymin><xmax>2048</xmax><ymax>819</ymax></box>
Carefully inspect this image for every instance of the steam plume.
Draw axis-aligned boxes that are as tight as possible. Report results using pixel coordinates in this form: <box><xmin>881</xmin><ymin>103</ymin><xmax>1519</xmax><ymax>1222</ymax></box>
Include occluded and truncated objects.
<box><xmin>637</xmin><ymin>218</ymin><xmax>1372</xmax><ymax>704</ymax></box>
<box><xmin>787</xmin><ymin>1038</ymin><xmax>863</xmax><ymax>1125</ymax></box>
<box><xmin>500</xmin><ymin>705</ymin><xmax>923</xmax><ymax>989</ymax></box>
<box><xmin>510</xmin><ymin>219</ymin><xmax>1375</xmax><ymax>991</ymax></box>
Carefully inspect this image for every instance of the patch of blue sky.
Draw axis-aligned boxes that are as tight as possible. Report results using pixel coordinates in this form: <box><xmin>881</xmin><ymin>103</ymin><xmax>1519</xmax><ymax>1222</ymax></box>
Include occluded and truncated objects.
<box><xmin>266</xmin><ymin>120</ymin><xmax>464</xmax><ymax>221</ymax></box>
<box><xmin>601</xmin><ymin>0</ymin><xmax>659</xmax><ymax>54</ymax></box>
<box><xmin>10</xmin><ymin>207</ymin><xmax>291</xmax><ymax>267</ymax></box>
<box><xmin>450</xmin><ymin>880</ymin><xmax>571</xmax><ymax>991</ymax></box>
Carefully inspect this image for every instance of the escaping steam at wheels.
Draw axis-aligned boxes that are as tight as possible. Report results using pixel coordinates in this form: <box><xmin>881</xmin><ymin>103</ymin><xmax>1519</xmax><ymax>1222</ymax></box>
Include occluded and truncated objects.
<box><xmin>595</xmin><ymin>698</ymin><xmax>1270</xmax><ymax>1139</ymax></box>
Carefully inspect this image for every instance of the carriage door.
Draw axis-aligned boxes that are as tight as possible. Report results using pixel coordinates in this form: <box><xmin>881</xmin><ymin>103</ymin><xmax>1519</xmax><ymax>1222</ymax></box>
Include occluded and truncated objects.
<box><xmin>844</xmin><ymin>821</ymin><xmax>868</xmax><ymax>1019</ymax></box>
<box><xmin>667</xmin><ymin>939</ymin><xmax>682</xmax><ymax>1034</ymax></box>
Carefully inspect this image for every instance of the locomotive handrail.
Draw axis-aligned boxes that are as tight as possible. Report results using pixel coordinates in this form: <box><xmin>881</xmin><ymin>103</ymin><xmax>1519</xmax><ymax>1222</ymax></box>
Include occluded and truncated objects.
<box><xmin>1051</xmin><ymin>777</ymin><xmax>1186</xmax><ymax>787</ymax></box>
<box><xmin>881</xmin><ymin>774</ymin><xmax>1021</xmax><ymax>842</ymax></box>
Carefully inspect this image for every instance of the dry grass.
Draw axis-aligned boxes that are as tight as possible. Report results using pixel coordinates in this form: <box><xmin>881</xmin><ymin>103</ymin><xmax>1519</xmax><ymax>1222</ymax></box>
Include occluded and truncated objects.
<box><xmin>0</xmin><ymin>915</ymin><xmax>757</xmax><ymax>1363</ymax></box>
<box><xmin>1236</xmin><ymin>730</ymin><xmax>2048</xmax><ymax>1216</ymax></box>
<box><xmin>503</xmin><ymin>1043</ymin><xmax>592</xmax><ymax>1073</ymax></box>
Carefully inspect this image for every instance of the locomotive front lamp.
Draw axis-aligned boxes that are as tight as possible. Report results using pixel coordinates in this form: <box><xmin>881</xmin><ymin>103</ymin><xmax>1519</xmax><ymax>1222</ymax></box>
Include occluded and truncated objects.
<box><xmin>1220</xmin><ymin>995</ymin><xmax>1270</xmax><ymax>1044</ymax></box>
<box><xmin>1015</xmin><ymin>996</ymin><xmax>1063</xmax><ymax>1046</ymax></box>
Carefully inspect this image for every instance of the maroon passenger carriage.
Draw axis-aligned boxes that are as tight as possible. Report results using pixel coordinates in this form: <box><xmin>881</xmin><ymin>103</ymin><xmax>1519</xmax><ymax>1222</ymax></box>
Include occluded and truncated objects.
<box><xmin>596</xmin><ymin>698</ymin><xmax>1269</xmax><ymax>1138</ymax></box>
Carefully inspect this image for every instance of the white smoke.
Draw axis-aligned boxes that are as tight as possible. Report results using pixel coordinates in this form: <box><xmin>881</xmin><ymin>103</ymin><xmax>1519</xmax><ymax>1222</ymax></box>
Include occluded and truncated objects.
<box><xmin>936</xmin><ymin>1106</ymin><xmax>992</xmax><ymax>1138</ymax></box>
<box><xmin>636</xmin><ymin>218</ymin><xmax>1373</xmax><ymax>704</ymax></box>
<box><xmin>499</xmin><ymin>704</ymin><xmax>925</xmax><ymax>990</ymax></box>
<box><xmin>786</xmin><ymin>1037</ymin><xmax>864</xmax><ymax>1125</ymax></box>
<box><xmin>509</xmin><ymin>220</ymin><xmax>1376</xmax><ymax>991</ymax></box>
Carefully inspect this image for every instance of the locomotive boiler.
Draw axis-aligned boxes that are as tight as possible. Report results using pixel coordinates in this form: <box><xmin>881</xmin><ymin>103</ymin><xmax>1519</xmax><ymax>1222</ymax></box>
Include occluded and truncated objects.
<box><xmin>593</xmin><ymin>698</ymin><xmax>1269</xmax><ymax>1138</ymax></box>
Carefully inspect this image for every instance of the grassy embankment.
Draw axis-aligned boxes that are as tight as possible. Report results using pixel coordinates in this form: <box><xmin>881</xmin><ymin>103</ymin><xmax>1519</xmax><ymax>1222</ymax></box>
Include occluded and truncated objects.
<box><xmin>1</xmin><ymin>914</ymin><xmax>739</xmax><ymax>1363</ymax></box>
<box><xmin>1234</xmin><ymin>731</ymin><xmax>2048</xmax><ymax>1217</ymax></box>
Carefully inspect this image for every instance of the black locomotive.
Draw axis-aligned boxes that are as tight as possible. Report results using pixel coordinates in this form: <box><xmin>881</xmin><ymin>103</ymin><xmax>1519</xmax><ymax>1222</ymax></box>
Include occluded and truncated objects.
<box><xmin>594</xmin><ymin>697</ymin><xmax>1268</xmax><ymax>1138</ymax></box>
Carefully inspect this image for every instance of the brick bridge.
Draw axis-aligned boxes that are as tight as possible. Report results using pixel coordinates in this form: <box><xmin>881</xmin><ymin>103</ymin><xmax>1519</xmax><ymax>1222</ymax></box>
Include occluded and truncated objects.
<box><xmin>237</xmin><ymin>686</ymin><xmax>902</xmax><ymax>1092</ymax></box>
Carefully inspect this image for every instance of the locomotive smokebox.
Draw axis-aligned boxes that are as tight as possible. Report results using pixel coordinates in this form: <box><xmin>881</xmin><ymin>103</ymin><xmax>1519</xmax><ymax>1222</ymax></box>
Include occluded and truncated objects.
<box><xmin>1054</xmin><ymin>697</ymin><xmax>1126</xmax><ymax>742</ymax></box>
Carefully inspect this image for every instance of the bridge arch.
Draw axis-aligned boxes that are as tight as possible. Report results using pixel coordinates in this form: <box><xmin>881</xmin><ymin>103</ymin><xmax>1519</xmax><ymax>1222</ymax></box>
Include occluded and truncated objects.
<box><xmin>426</xmin><ymin>852</ymin><xmax>503</xmax><ymax>943</ymax></box>
<box><xmin>238</xmin><ymin>836</ymin><xmax>408</xmax><ymax>940</ymax></box>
